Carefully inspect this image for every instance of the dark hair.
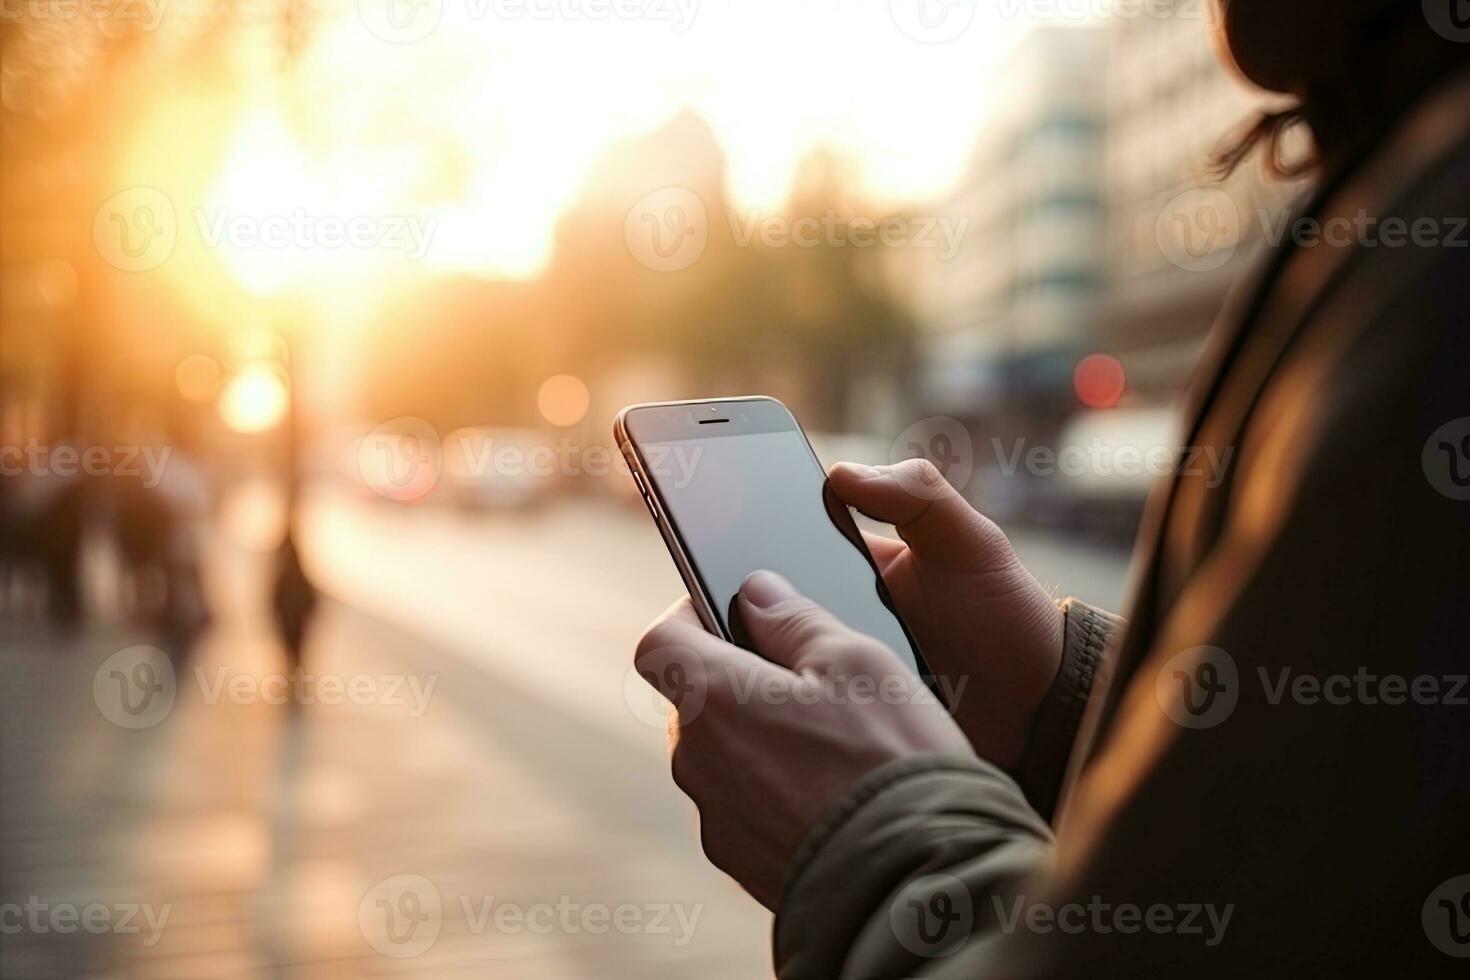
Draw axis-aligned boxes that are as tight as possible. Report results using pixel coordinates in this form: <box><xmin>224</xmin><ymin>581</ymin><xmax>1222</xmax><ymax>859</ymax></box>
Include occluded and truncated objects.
<box><xmin>1206</xmin><ymin>1</ymin><xmax>1468</xmax><ymax>182</ymax></box>
<box><xmin>1207</xmin><ymin>108</ymin><xmax>1312</xmax><ymax>181</ymax></box>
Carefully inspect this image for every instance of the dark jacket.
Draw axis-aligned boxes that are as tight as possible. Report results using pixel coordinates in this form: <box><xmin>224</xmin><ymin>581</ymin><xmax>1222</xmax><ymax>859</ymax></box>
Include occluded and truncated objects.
<box><xmin>774</xmin><ymin>67</ymin><xmax>1470</xmax><ymax>978</ymax></box>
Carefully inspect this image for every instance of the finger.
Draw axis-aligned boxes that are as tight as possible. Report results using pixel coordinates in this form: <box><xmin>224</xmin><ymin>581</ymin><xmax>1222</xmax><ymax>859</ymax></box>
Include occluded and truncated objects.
<box><xmin>860</xmin><ymin>529</ymin><xmax>905</xmax><ymax>569</ymax></box>
<box><xmin>635</xmin><ymin>597</ymin><xmax>706</xmax><ymax>662</ymax></box>
<box><xmin>634</xmin><ymin>598</ymin><xmax>715</xmax><ymax>708</ymax></box>
<box><xmin>828</xmin><ymin>459</ymin><xmax>1013</xmax><ymax>572</ymax></box>
<box><xmin>737</xmin><ymin>569</ymin><xmax>876</xmax><ymax>672</ymax></box>
<box><xmin>635</xmin><ymin>596</ymin><xmax>782</xmax><ymax>716</ymax></box>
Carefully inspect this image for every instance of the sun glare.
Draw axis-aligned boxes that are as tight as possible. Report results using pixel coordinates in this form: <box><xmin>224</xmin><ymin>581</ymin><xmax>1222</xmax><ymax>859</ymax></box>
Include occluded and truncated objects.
<box><xmin>219</xmin><ymin>365</ymin><xmax>291</xmax><ymax>434</ymax></box>
<box><xmin>130</xmin><ymin>2</ymin><xmax>1049</xmax><ymax>308</ymax></box>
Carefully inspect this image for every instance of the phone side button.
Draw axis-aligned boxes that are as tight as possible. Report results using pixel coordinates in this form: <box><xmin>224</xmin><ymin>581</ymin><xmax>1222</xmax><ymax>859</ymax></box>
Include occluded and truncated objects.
<box><xmin>632</xmin><ymin>472</ymin><xmax>648</xmax><ymax>496</ymax></box>
<box><xmin>642</xmin><ymin>492</ymin><xmax>660</xmax><ymax>520</ymax></box>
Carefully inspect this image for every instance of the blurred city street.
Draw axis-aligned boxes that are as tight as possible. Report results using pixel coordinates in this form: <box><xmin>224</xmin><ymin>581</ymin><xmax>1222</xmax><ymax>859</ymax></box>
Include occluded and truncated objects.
<box><xmin>1</xmin><ymin>493</ymin><xmax>1129</xmax><ymax>978</ymax></box>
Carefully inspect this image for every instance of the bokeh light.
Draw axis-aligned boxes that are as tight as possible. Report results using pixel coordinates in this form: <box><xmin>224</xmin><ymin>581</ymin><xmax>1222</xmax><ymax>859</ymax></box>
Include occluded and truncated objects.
<box><xmin>1073</xmin><ymin>353</ymin><xmax>1127</xmax><ymax>409</ymax></box>
<box><xmin>537</xmin><ymin>374</ymin><xmax>591</xmax><ymax>427</ymax></box>
<box><xmin>219</xmin><ymin>365</ymin><xmax>290</xmax><ymax>433</ymax></box>
<box><xmin>176</xmin><ymin>354</ymin><xmax>223</xmax><ymax>402</ymax></box>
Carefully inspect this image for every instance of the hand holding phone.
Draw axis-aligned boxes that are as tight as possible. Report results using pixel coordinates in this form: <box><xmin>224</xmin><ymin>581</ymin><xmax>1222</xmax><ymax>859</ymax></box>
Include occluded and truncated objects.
<box><xmin>621</xmin><ymin>396</ymin><xmax>1070</xmax><ymax>769</ymax></box>
<box><xmin>615</xmin><ymin>396</ymin><xmax>935</xmax><ymax>683</ymax></box>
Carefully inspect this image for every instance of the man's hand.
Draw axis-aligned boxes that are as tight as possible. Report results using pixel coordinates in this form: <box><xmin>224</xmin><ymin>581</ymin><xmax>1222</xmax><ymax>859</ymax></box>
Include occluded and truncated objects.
<box><xmin>634</xmin><ymin>571</ymin><xmax>973</xmax><ymax>911</ymax></box>
<box><xmin>828</xmin><ymin>458</ymin><xmax>1064</xmax><ymax>769</ymax></box>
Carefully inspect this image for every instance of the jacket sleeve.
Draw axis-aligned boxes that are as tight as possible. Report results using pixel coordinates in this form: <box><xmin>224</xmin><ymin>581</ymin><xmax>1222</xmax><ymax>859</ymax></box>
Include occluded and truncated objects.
<box><xmin>1014</xmin><ymin>599</ymin><xmax>1121</xmax><ymax>821</ymax></box>
<box><xmin>772</xmin><ymin>756</ymin><xmax>1054</xmax><ymax>980</ymax></box>
<box><xmin>767</xmin><ymin>608</ymin><xmax>1121</xmax><ymax>978</ymax></box>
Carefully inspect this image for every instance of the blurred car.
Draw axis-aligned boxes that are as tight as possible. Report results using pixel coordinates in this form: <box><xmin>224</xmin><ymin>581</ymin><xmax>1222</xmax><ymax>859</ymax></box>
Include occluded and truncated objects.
<box><xmin>439</xmin><ymin>426</ymin><xmax>561</xmax><ymax>510</ymax></box>
<box><xmin>1050</xmin><ymin>406</ymin><xmax>1176</xmax><ymax>541</ymax></box>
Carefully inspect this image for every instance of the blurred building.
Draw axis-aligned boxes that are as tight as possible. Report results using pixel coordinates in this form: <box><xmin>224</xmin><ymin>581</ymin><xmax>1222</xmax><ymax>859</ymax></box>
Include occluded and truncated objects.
<box><xmin>918</xmin><ymin>26</ymin><xmax>1105</xmax><ymax>419</ymax></box>
<box><xmin>910</xmin><ymin>11</ymin><xmax>1309</xmax><ymax>531</ymax></box>
<box><xmin>913</xmin><ymin>25</ymin><xmax>1107</xmax><ymax>516</ymax></box>
<box><xmin>1097</xmin><ymin>0</ymin><xmax>1305</xmax><ymax>401</ymax></box>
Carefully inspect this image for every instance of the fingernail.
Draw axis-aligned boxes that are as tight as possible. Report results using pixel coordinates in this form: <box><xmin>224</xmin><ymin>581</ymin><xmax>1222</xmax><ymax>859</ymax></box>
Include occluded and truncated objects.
<box><xmin>741</xmin><ymin>570</ymin><xmax>799</xmax><ymax>608</ymax></box>
<box><xmin>834</xmin><ymin>462</ymin><xmax>884</xmax><ymax>479</ymax></box>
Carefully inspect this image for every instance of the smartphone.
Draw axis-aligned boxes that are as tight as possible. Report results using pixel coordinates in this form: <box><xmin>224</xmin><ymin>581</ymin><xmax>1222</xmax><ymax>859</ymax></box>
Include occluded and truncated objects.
<box><xmin>614</xmin><ymin>396</ymin><xmax>933</xmax><ymax>681</ymax></box>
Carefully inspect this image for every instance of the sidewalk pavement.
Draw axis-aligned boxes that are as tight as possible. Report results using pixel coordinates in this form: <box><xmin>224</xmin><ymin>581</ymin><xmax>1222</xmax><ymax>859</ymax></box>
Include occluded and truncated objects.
<box><xmin>0</xmin><ymin>539</ymin><xmax>769</xmax><ymax>978</ymax></box>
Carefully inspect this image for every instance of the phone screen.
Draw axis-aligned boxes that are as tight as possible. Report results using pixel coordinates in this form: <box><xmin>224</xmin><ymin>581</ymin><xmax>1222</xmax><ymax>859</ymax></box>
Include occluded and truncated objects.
<box><xmin>633</xmin><ymin>409</ymin><xmax>921</xmax><ymax>674</ymax></box>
